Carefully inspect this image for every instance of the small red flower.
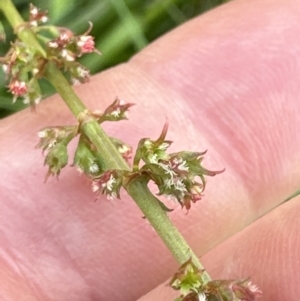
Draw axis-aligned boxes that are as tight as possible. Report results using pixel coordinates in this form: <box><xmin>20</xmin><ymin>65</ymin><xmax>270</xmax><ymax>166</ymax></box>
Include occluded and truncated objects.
<box><xmin>77</xmin><ymin>35</ymin><xmax>95</xmax><ymax>54</ymax></box>
<box><xmin>9</xmin><ymin>80</ymin><xmax>27</xmax><ymax>96</ymax></box>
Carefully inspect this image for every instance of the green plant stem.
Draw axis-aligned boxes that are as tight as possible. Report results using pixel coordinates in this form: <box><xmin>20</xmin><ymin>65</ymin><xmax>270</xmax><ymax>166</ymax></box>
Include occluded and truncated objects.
<box><xmin>46</xmin><ymin>56</ymin><xmax>210</xmax><ymax>283</ymax></box>
<box><xmin>0</xmin><ymin>0</ymin><xmax>211</xmax><ymax>283</ymax></box>
<box><xmin>126</xmin><ymin>176</ymin><xmax>211</xmax><ymax>283</ymax></box>
<box><xmin>44</xmin><ymin>61</ymin><xmax>129</xmax><ymax>171</ymax></box>
<box><xmin>0</xmin><ymin>0</ymin><xmax>46</xmax><ymax>57</ymax></box>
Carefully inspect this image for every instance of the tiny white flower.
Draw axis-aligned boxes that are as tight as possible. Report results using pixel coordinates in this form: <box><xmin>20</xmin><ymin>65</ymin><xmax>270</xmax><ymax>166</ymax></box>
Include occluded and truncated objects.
<box><xmin>110</xmin><ymin>108</ymin><xmax>121</xmax><ymax>117</ymax></box>
<box><xmin>37</xmin><ymin>130</ymin><xmax>47</xmax><ymax>138</ymax></box>
<box><xmin>34</xmin><ymin>96</ymin><xmax>42</xmax><ymax>105</ymax></box>
<box><xmin>78</xmin><ymin>35</ymin><xmax>89</xmax><ymax>43</ymax></box>
<box><xmin>102</xmin><ymin>174</ymin><xmax>116</xmax><ymax>191</ymax></box>
<box><xmin>71</xmin><ymin>78</ymin><xmax>80</xmax><ymax>86</ymax></box>
<box><xmin>41</xmin><ymin>16</ymin><xmax>48</xmax><ymax>23</ymax></box>
<box><xmin>144</xmin><ymin>140</ymin><xmax>153</xmax><ymax>149</ymax></box>
<box><xmin>77</xmin><ymin>41</ymin><xmax>84</xmax><ymax>47</ymax></box>
<box><xmin>32</xmin><ymin>68</ymin><xmax>39</xmax><ymax>75</ymax></box>
<box><xmin>148</xmin><ymin>153</ymin><xmax>158</xmax><ymax>164</ymax></box>
<box><xmin>61</xmin><ymin>49</ymin><xmax>74</xmax><ymax>61</ymax></box>
<box><xmin>158</xmin><ymin>142</ymin><xmax>169</xmax><ymax>151</ymax></box>
<box><xmin>48</xmin><ymin>41</ymin><xmax>58</xmax><ymax>48</ymax></box>
<box><xmin>170</xmin><ymin>157</ymin><xmax>189</xmax><ymax>172</ymax></box>
<box><xmin>164</xmin><ymin>178</ymin><xmax>173</xmax><ymax>188</ymax></box>
<box><xmin>2</xmin><ymin>64</ymin><xmax>8</xmax><ymax>73</ymax></box>
<box><xmin>173</xmin><ymin>158</ymin><xmax>179</xmax><ymax>164</ymax></box>
<box><xmin>12</xmin><ymin>95</ymin><xmax>18</xmax><ymax>104</ymax></box>
<box><xmin>30</xmin><ymin>20</ymin><xmax>38</xmax><ymax>27</ymax></box>
<box><xmin>92</xmin><ymin>182</ymin><xmax>99</xmax><ymax>192</ymax></box>
<box><xmin>77</xmin><ymin>66</ymin><xmax>89</xmax><ymax>78</ymax></box>
<box><xmin>174</xmin><ymin>178</ymin><xmax>187</xmax><ymax>193</ymax></box>
<box><xmin>89</xmin><ymin>163</ymin><xmax>99</xmax><ymax>173</ymax></box>
<box><xmin>247</xmin><ymin>281</ymin><xmax>261</xmax><ymax>294</ymax></box>
<box><xmin>23</xmin><ymin>95</ymin><xmax>41</xmax><ymax>105</ymax></box>
<box><xmin>123</xmin><ymin>110</ymin><xmax>129</xmax><ymax>119</ymax></box>
<box><xmin>178</xmin><ymin>160</ymin><xmax>189</xmax><ymax>172</ymax></box>
<box><xmin>118</xmin><ymin>144</ymin><xmax>131</xmax><ymax>154</ymax></box>
<box><xmin>198</xmin><ymin>293</ymin><xmax>207</xmax><ymax>301</ymax></box>
<box><xmin>76</xmin><ymin>166</ymin><xmax>84</xmax><ymax>175</ymax></box>
<box><xmin>159</xmin><ymin>162</ymin><xmax>176</xmax><ymax>178</ymax></box>
<box><xmin>190</xmin><ymin>184</ymin><xmax>202</xmax><ymax>195</ymax></box>
<box><xmin>22</xmin><ymin>96</ymin><xmax>30</xmax><ymax>104</ymax></box>
<box><xmin>60</xmin><ymin>33</ymin><xmax>69</xmax><ymax>41</ymax></box>
<box><xmin>47</xmin><ymin>139</ymin><xmax>57</xmax><ymax>149</ymax></box>
<box><xmin>106</xmin><ymin>192</ymin><xmax>117</xmax><ymax>201</ymax></box>
<box><xmin>30</xmin><ymin>7</ymin><xmax>38</xmax><ymax>15</ymax></box>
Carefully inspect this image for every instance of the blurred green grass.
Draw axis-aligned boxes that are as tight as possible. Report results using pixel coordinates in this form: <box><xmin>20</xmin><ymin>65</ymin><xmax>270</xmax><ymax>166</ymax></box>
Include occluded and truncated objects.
<box><xmin>0</xmin><ymin>0</ymin><xmax>229</xmax><ymax>118</ymax></box>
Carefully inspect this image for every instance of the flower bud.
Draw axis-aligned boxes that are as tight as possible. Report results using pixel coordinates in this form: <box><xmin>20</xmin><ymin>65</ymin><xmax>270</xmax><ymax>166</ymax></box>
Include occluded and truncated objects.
<box><xmin>133</xmin><ymin>123</ymin><xmax>172</xmax><ymax>167</ymax></box>
<box><xmin>8</xmin><ymin>80</ymin><xmax>27</xmax><ymax>97</ymax></box>
<box><xmin>44</xmin><ymin>143</ymin><xmax>68</xmax><ymax>180</ymax></box>
<box><xmin>231</xmin><ymin>280</ymin><xmax>262</xmax><ymax>300</ymax></box>
<box><xmin>203</xmin><ymin>279</ymin><xmax>262</xmax><ymax>301</ymax></box>
<box><xmin>171</xmin><ymin>260</ymin><xmax>261</xmax><ymax>301</ymax></box>
<box><xmin>75</xmin><ymin>22</ymin><xmax>101</xmax><ymax>56</ymax></box>
<box><xmin>170</xmin><ymin>259</ymin><xmax>205</xmax><ymax>296</ymax></box>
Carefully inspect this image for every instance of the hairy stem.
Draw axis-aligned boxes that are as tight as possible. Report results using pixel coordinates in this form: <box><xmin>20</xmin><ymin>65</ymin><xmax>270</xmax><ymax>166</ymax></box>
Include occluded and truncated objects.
<box><xmin>0</xmin><ymin>0</ymin><xmax>211</xmax><ymax>282</ymax></box>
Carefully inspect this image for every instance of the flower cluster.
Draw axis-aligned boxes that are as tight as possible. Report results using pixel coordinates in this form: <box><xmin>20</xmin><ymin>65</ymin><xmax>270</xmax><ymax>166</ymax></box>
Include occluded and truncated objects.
<box><xmin>133</xmin><ymin>124</ymin><xmax>224</xmax><ymax>210</ymax></box>
<box><xmin>36</xmin><ymin>99</ymin><xmax>134</xmax><ymax>187</ymax></box>
<box><xmin>46</xmin><ymin>22</ymin><xmax>101</xmax><ymax>83</ymax></box>
<box><xmin>36</xmin><ymin>126</ymin><xmax>76</xmax><ymax>153</ymax></box>
<box><xmin>54</xmin><ymin>119</ymin><xmax>222</xmax><ymax>207</ymax></box>
<box><xmin>36</xmin><ymin>125</ymin><xmax>77</xmax><ymax>180</ymax></box>
<box><xmin>170</xmin><ymin>259</ymin><xmax>262</xmax><ymax>301</ymax></box>
<box><xmin>0</xmin><ymin>4</ymin><xmax>100</xmax><ymax>106</ymax></box>
<box><xmin>90</xmin><ymin>98</ymin><xmax>135</xmax><ymax>123</ymax></box>
<box><xmin>29</xmin><ymin>4</ymin><xmax>48</xmax><ymax>27</ymax></box>
<box><xmin>102</xmin><ymin>98</ymin><xmax>135</xmax><ymax>121</ymax></box>
<box><xmin>35</xmin><ymin>98</ymin><xmax>222</xmax><ymax>208</ymax></box>
<box><xmin>92</xmin><ymin>170</ymin><xmax>125</xmax><ymax>200</ymax></box>
<box><xmin>1</xmin><ymin>40</ymin><xmax>43</xmax><ymax>105</ymax></box>
<box><xmin>46</xmin><ymin>24</ymin><xmax>98</xmax><ymax>58</ymax></box>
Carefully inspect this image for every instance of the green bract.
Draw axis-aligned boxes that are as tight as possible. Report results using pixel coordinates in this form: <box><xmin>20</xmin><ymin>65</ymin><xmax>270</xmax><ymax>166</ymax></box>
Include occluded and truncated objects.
<box><xmin>73</xmin><ymin>137</ymin><xmax>102</xmax><ymax>176</ymax></box>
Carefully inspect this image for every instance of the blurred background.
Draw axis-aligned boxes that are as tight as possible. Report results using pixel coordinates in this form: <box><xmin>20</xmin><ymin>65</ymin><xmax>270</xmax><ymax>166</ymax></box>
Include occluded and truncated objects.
<box><xmin>0</xmin><ymin>0</ymin><xmax>229</xmax><ymax>118</ymax></box>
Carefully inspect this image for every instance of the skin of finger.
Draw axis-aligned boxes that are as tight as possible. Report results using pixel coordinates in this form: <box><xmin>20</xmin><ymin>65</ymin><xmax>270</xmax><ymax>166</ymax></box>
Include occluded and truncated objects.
<box><xmin>1</xmin><ymin>0</ymin><xmax>300</xmax><ymax>300</ymax></box>
<box><xmin>137</xmin><ymin>196</ymin><xmax>300</xmax><ymax>301</ymax></box>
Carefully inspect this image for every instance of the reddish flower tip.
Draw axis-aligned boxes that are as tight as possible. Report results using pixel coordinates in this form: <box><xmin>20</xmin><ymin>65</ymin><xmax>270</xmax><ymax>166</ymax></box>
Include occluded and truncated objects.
<box><xmin>8</xmin><ymin>80</ymin><xmax>27</xmax><ymax>96</ymax></box>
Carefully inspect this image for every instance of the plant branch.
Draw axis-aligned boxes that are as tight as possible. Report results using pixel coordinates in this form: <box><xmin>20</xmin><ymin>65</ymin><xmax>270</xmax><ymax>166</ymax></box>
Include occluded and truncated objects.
<box><xmin>0</xmin><ymin>0</ymin><xmax>211</xmax><ymax>283</ymax></box>
<box><xmin>45</xmin><ymin>55</ymin><xmax>211</xmax><ymax>282</ymax></box>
